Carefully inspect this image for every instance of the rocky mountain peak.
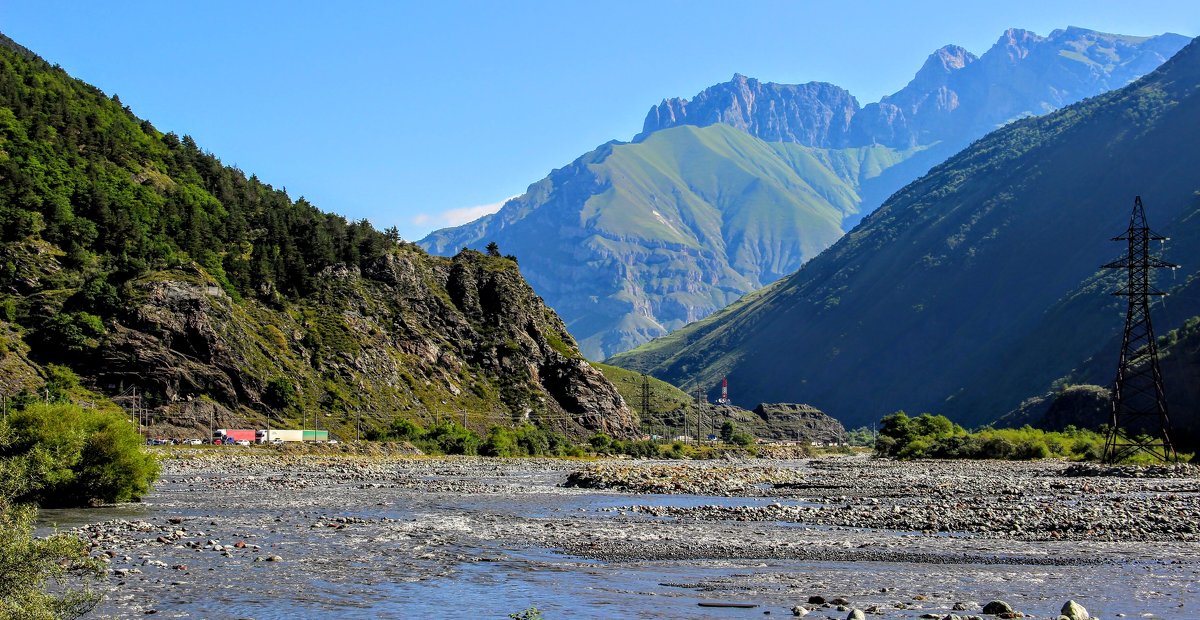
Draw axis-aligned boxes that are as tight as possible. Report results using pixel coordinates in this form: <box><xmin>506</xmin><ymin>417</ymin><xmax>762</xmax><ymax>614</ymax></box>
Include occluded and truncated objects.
<box><xmin>638</xmin><ymin>76</ymin><xmax>860</xmax><ymax>147</ymax></box>
<box><xmin>928</xmin><ymin>45</ymin><xmax>976</xmax><ymax>73</ymax></box>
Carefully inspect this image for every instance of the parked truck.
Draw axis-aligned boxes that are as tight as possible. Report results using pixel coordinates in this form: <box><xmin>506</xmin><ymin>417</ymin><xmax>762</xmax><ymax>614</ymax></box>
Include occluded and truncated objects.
<box><xmin>303</xmin><ymin>430</ymin><xmax>329</xmax><ymax>442</ymax></box>
<box><xmin>212</xmin><ymin>429</ymin><xmax>255</xmax><ymax>444</ymax></box>
<box><xmin>256</xmin><ymin>429</ymin><xmax>304</xmax><ymax>443</ymax></box>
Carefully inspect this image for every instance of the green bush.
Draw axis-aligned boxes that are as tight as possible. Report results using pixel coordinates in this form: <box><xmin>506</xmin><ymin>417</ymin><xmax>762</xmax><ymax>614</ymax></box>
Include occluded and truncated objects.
<box><xmin>389</xmin><ymin>418</ymin><xmax>425</xmax><ymax>441</ymax></box>
<box><xmin>588</xmin><ymin>433</ymin><xmax>613</xmax><ymax>452</ymax></box>
<box><xmin>480</xmin><ymin>424</ymin><xmax>573</xmax><ymax>457</ymax></box>
<box><xmin>264</xmin><ymin>377</ymin><xmax>299</xmax><ymax>411</ymax></box>
<box><xmin>0</xmin><ymin>498</ymin><xmax>103</xmax><ymax>618</ymax></box>
<box><xmin>3</xmin><ymin>403</ymin><xmax>160</xmax><ymax>506</ymax></box>
<box><xmin>875</xmin><ymin>411</ymin><xmax>1108</xmax><ymax>461</ymax></box>
<box><xmin>0</xmin><ymin>403</ymin><xmax>106</xmax><ymax>618</ymax></box>
<box><xmin>730</xmin><ymin>432</ymin><xmax>755</xmax><ymax>447</ymax></box>
<box><xmin>418</xmin><ymin>421</ymin><xmax>480</xmax><ymax>456</ymax></box>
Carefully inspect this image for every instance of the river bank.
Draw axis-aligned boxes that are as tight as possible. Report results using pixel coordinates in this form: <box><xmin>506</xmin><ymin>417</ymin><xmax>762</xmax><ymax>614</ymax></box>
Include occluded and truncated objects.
<box><xmin>44</xmin><ymin>451</ymin><xmax>1199</xmax><ymax>618</ymax></box>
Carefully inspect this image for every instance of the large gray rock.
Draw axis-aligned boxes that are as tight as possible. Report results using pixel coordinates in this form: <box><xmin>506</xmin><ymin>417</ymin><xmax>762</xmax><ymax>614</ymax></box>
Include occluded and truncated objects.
<box><xmin>982</xmin><ymin>600</ymin><xmax>1014</xmax><ymax>615</ymax></box>
<box><xmin>1060</xmin><ymin>600</ymin><xmax>1089</xmax><ymax>619</ymax></box>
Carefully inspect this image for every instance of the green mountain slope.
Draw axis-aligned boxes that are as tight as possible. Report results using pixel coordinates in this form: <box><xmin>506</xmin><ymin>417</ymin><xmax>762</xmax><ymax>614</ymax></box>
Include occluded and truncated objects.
<box><xmin>611</xmin><ymin>37</ymin><xmax>1200</xmax><ymax>437</ymax></box>
<box><xmin>422</xmin><ymin>124</ymin><xmax>920</xmax><ymax>359</ymax></box>
<box><xmin>0</xmin><ymin>34</ymin><xmax>635</xmax><ymax>438</ymax></box>
<box><xmin>422</xmin><ymin>28</ymin><xmax>1185</xmax><ymax>360</ymax></box>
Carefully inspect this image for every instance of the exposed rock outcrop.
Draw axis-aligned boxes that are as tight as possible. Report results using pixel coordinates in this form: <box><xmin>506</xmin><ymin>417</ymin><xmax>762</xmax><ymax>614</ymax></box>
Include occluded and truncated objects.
<box><xmin>750</xmin><ymin>403</ymin><xmax>846</xmax><ymax>443</ymax></box>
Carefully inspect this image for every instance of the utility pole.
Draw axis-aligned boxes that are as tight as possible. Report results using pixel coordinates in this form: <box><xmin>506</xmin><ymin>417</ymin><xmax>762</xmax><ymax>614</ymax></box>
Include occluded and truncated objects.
<box><xmin>357</xmin><ymin>409</ymin><xmax>362</xmax><ymax>442</ymax></box>
<box><xmin>639</xmin><ymin>375</ymin><xmax>652</xmax><ymax>441</ymax></box>
<box><xmin>1102</xmin><ymin>196</ymin><xmax>1178</xmax><ymax>463</ymax></box>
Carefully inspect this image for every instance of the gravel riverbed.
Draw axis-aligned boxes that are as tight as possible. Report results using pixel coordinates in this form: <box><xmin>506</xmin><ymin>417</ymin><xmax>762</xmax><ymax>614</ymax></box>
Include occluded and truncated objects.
<box><xmin>44</xmin><ymin>452</ymin><xmax>1200</xmax><ymax>619</ymax></box>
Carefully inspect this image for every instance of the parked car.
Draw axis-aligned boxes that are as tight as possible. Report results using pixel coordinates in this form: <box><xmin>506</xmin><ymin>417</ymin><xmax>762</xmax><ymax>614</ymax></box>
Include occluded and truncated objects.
<box><xmin>235</xmin><ymin>439</ymin><xmax>252</xmax><ymax>446</ymax></box>
<box><xmin>184</xmin><ymin>438</ymin><xmax>203</xmax><ymax>445</ymax></box>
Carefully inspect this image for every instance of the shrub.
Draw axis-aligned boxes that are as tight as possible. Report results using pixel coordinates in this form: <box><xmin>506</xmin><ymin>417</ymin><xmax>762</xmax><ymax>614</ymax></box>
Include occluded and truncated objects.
<box><xmin>419</xmin><ymin>421</ymin><xmax>480</xmax><ymax>456</ymax></box>
<box><xmin>387</xmin><ymin>418</ymin><xmax>425</xmax><ymax>441</ymax></box>
<box><xmin>730</xmin><ymin>432</ymin><xmax>755</xmax><ymax>447</ymax></box>
<box><xmin>720</xmin><ymin>420</ymin><xmax>736</xmax><ymax>443</ymax></box>
<box><xmin>3</xmin><ymin>403</ymin><xmax>160</xmax><ymax>506</ymax></box>
<box><xmin>264</xmin><ymin>377</ymin><xmax>298</xmax><ymax>411</ymax></box>
<box><xmin>588</xmin><ymin>433</ymin><xmax>613</xmax><ymax>452</ymax></box>
<box><xmin>875</xmin><ymin>411</ymin><xmax>1109</xmax><ymax>462</ymax></box>
<box><xmin>480</xmin><ymin>424</ymin><xmax>573</xmax><ymax>457</ymax></box>
<box><xmin>0</xmin><ymin>426</ymin><xmax>104</xmax><ymax>618</ymax></box>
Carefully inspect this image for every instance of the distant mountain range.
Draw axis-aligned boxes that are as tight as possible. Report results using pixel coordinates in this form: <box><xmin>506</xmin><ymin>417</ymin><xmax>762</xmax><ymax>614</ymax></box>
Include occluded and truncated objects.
<box><xmin>421</xmin><ymin>27</ymin><xmax>1187</xmax><ymax>360</ymax></box>
<box><xmin>611</xmin><ymin>36</ymin><xmax>1200</xmax><ymax>442</ymax></box>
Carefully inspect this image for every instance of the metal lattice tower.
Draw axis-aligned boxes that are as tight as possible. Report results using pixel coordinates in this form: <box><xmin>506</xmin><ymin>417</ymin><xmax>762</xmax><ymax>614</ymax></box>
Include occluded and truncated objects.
<box><xmin>1101</xmin><ymin>196</ymin><xmax>1178</xmax><ymax>463</ymax></box>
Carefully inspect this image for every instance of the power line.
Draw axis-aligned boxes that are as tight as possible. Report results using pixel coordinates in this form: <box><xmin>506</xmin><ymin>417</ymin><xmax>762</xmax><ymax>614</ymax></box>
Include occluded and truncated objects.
<box><xmin>1102</xmin><ymin>196</ymin><xmax>1178</xmax><ymax>463</ymax></box>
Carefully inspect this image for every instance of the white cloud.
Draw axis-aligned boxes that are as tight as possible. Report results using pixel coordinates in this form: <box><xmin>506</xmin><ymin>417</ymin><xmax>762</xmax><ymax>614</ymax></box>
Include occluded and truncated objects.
<box><xmin>412</xmin><ymin>196</ymin><xmax>516</xmax><ymax>229</ymax></box>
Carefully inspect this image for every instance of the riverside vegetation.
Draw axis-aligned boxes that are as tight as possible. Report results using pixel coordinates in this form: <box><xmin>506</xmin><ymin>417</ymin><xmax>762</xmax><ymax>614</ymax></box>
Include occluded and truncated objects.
<box><xmin>0</xmin><ymin>401</ymin><xmax>159</xmax><ymax>618</ymax></box>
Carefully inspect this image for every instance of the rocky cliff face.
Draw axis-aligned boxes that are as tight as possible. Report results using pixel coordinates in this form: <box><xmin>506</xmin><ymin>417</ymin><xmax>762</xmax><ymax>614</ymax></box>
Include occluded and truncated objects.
<box><xmin>639</xmin><ymin>75</ymin><xmax>860</xmax><ymax>147</ymax></box>
<box><xmin>645</xmin><ymin>28</ymin><xmax>1188</xmax><ymax>152</ymax></box>
<box><xmin>7</xmin><ymin>247</ymin><xmax>636</xmax><ymax>439</ymax></box>
<box><xmin>749</xmin><ymin>403</ymin><xmax>846</xmax><ymax>443</ymax></box>
<box><xmin>849</xmin><ymin>28</ymin><xmax>1189</xmax><ymax>150</ymax></box>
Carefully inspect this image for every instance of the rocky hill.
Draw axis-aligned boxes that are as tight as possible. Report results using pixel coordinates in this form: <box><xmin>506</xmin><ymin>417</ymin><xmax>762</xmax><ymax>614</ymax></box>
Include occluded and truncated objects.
<box><xmin>0</xmin><ymin>33</ymin><xmax>635</xmax><ymax>439</ymax></box>
<box><xmin>611</xmin><ymin>37</ymin><xmax>1200</xmax><ymax>445</ymax></box>
<box><xmin>421</xmin><ymin>28</ymin><xmax>1187</xmax><ymax>359</ymax></box>
<box><xmin>749</xmin><ymin>403</ymin><xmax>846</xmax><ymax>443</ymax></box>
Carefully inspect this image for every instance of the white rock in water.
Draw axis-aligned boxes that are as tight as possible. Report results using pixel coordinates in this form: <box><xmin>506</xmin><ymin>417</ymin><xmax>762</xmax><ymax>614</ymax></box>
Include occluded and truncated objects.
<box><xmin>1061</xmin><ymin>600</ymin><xmax>1090</xmax><ymax>619</ymax></box>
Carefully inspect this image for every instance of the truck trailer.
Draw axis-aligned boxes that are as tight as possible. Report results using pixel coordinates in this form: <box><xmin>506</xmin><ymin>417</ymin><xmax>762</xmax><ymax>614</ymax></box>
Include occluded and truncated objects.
<box><xmin>256</xmin><ymin>429</ymin><xmax>304</xmax><ymax>443</ymax></box>
<box><xmin>255</xmin><ymin>429</ymin><xmax>329</xmax><ymax>443</ymax></box>
<box><xmin>212</xmin><ymin>429</ymin><xmax>255</xmax><ymax>444</ymax></box>
<box><xmin>303</xmin><ymin>430</ymin><xmax>329</xmax><ymax>442</ymax></box>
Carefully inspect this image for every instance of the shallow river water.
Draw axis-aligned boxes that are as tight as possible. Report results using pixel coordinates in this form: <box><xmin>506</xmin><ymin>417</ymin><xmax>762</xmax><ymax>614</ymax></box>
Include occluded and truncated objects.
<box><xmin>38</xmin><ymin>456</ymin><xmax>1200</xmax><ymax>619</ymax></box>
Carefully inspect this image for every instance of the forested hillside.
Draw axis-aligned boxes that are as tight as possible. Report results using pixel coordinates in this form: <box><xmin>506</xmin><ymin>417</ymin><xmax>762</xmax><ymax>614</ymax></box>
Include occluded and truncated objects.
<box><xmin>0</xmin><ymin>34</ymin><xmax>635</xmax><ymax>438</ymax></box>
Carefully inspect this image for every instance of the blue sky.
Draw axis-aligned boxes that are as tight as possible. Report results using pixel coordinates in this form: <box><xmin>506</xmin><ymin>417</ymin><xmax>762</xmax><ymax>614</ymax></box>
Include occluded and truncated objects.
<box><xmin>5</xmin><ymin>1</ymin><xmax>1199</xmax><ymax>240</ymax></box>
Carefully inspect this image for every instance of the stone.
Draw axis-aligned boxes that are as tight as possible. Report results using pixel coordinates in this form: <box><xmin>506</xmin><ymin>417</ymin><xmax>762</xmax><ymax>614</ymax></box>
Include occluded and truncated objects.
<box><xmin>791</xmin><ymin>606</ymin><xmax>808</xmax><ymax>617</ymax></box>
<box><xmin>1060</xmin><ymin>601</ymin><xmax>1089</xmax><ymax>620</ymax></box>
<box><xmin>983</xmin><ymin>601</ymin><xmax>1014</xmax><ymax>615</ymax></box>
<box><xmin>807</xmin><ymin>596</ymin><xmax>826</xmax><ymax>605</ymax></box>
<box><xmin>847</xmin><ymin>610</ymin><xmax>866</xmax><ymax>620</ymax></box>
<box><xmin>954</xmin><ymin>602</ymin><xmax>978</xmax><ymax>611</ymax></box>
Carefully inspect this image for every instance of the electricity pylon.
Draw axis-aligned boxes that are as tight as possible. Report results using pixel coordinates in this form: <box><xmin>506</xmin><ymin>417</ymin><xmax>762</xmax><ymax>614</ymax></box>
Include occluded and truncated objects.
<box><xmin>1101</xmin><ymin>196</ymin><xmax>1177</xmax><ymax>463</ymax></box>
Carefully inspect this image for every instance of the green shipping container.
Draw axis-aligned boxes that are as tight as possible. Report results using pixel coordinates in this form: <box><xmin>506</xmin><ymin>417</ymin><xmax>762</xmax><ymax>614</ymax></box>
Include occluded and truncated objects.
<box><xmin>302</xmin><ymin>430</ymin><xmax>329</xmax><ymax>442</ymax></box>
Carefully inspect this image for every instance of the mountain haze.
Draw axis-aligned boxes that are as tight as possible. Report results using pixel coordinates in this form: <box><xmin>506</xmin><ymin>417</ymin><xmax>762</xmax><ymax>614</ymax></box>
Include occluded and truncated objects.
<box><xmin>421</xmin><ymin>27</ymin><xmax>1188</xmax><ymax>359</ymax></box>
<box><xmin>611</xmin><ymin>36</ymin><xmax>1200</xmax><ymax>434</ymax></box>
